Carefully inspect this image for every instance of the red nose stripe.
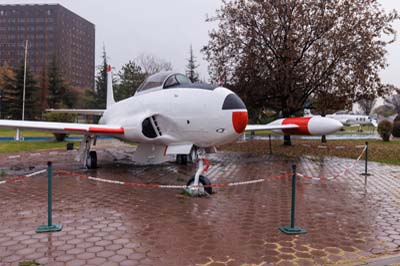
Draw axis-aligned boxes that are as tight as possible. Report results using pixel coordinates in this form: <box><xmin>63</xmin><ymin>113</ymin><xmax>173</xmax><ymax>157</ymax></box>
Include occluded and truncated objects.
<box><xmin>282</xmin><ymin>117</ymin><xmax>311</xmax><ymax>135</ymax></box>
<box><xmin>232</xmin><ymin>112</ymin><xmax>248</xmax><ymax>134</ymax></box>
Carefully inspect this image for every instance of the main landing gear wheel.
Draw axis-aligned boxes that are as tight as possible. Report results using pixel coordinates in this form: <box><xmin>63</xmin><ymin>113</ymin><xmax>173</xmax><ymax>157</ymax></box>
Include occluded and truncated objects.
<box><xmin>186</xmin><ymin>175</ymin><xmax>212</xmax><ymax>195</ymax></box>
<box><xmin>176</xmin><ymin>154</ymin><xmax>188</xmax><ymax>165</ymax></box>
<box><xmin>86</xmin><ymin>151</ymin><xmax>97</xmax><ymax>169</ymax></box>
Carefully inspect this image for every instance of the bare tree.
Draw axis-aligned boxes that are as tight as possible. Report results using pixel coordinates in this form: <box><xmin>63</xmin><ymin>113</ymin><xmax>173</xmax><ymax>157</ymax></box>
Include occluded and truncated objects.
<box><xmin>358</xmin><ymin>96</ymin><xmax>377</xmax><ymax>115</ymax></box>
<box><xmin>136</xmin><ymin>53</ymin><xmax>172</xmax><ymax>75</ymax></box>
<box><xmin>203</xmin><ymin>0</ymin><xmax>398</xmax><ymax>145</ymax></box>
<box><xmin>384</xmin><ymin>88</ymin><xmax>400</xmax><ymax>115</ymax></box>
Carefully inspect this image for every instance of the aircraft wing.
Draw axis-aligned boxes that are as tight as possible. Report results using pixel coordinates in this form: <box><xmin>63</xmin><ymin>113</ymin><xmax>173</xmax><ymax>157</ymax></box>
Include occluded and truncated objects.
<box><xmin>0</xmin><ymin>120</ymin><xmax>124</xmax><ymax>136</ymax></box>
<box><xmin>246</xmin><ymin>124</ymin><xmax>299</xmax><ymax>132</ymax></box>
<box><xmin>46</xmin><ymin>109</ymin><xmax>105</xmax><ymax>116</ymax></box>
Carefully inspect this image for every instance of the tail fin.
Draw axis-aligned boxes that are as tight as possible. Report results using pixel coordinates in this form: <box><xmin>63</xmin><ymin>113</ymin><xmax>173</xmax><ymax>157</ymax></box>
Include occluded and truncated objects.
<box><xmin>106</xmin><ymin>64</ymin><xmax>116</xmax><ymax>108</ymax></box>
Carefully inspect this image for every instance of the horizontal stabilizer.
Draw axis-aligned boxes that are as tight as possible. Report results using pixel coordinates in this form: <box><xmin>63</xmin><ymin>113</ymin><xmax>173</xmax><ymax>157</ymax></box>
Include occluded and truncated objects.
<box><xmin>46</xmin><ymin>109</ymin><xmax>105</xmax><ymax>116</ymax></box>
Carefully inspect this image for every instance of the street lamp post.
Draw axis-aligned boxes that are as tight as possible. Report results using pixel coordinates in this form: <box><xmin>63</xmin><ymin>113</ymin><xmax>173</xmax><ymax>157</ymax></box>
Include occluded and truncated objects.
<box><xmin>16</xmin><ymin>40</ymin><xmax>28</xmax><ymax>141</ymax></box>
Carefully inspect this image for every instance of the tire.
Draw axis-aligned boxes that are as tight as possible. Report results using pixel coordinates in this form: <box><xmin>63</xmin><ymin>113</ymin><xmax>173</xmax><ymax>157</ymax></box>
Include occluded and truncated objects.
<box><xmin>86</xmin><ymin>151</ymin><xmax>97</xmax><ymax>169</ymax></box>
<box><xmin>176</xmin><ymin>154</ymin><xmax>188</xmax><ymax>165</ymax></box>
<box><xmin>186</xmin><ymin>175</ymin><xmax>212</xmax><ymax>194</ymax></box>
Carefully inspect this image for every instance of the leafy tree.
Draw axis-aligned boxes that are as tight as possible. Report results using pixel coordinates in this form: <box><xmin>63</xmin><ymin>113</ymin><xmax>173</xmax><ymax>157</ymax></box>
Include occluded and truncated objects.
<box><xmin>0</xmin><ymin>63</ymin><xmax>14</xmax><ymax>89</ymax></box>
<box><xmin>378</xmin><ymin>120</ymin><xmax>392</xmax><ymax>141</ymax></box>
<box><xmin>39</xmin><ymin>67</ymin><xmax>48</xmax><ymax>111</ymax></box>
<box><xmin>2</xmin><ymin>63</ymin><xmax>40</xmax><ymax>120</ymax></box>
<box><xmin>115</xmin><ymin>61</ymin><xmax>145</xmax><ymax>101</ymax></box>
<box><xmin>309</xmin><ymin>91</ymin><xmax>348</xmax><ymax>143</ymax></box>
<box><xmin>0</xmin><ymin>63</ymin><xmax>14</xmax><ymax>119</ymax></box>
<box><xmin>47</xmin><ymin>55</ymin><xmax>68</xmax><ymax>109</ymax></box>
<box><xmin>392</xmin><ymin>120</ymin><xmax>400</xmax><ymax>138</ymax></box>
<box><xmin>203</xmin><ymin>0</ymin><xmax>398</xmax><ymax>145</ymax></box>
<box><xmin>136</xmin><ymin>53</ymin><xmax>172</xmax><ymax>75</ymax></box>
<box><xmin>79</xmin><ymin>88</ymin><xmax>97</xmax><ymax>109</ymax></box>
<box><xmin>186</xmin><ymin>45</ymin><xmax>199</xmax><ymax>83</ymax></box>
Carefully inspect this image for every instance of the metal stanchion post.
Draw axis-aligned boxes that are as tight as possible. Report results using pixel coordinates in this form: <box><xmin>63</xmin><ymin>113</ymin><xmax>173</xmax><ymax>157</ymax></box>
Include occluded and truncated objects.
<box><xmin>36</xmin><ymin>162</ymin><xmax>62</xmax><ymax>233</ymax></box>
<box><xmin>279</xmin><ymin>164</ymin><xmax>307</xmax><ymax>235</ymax></box>
<box><xmin>269</xmin><ymin>134</ymin><xmax>272</xmax><ymax>155</ymax></box>
<box><xmin>360</xmin><ymin>141</ymin><xmax>371</xmax><ymax>185</ymax></box>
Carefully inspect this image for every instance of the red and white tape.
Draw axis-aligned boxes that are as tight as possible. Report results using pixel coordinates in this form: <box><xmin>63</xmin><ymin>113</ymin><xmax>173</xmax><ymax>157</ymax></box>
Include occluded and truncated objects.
<box><xmin>0</xmin><ymin>145</ymin><xmax>367</xmax><ymax>188</ymax></box>
<box><xmin>0</xmin><ymin>169</ymin><xmax>46</xmax><ymax>185</ymax></box>
<box><xmin>55</xmin><ymin>170</ymin><xmax>292</xmax><ymax>189</ymax></box>
<box><xmin>297</xmin><ymin>146</ymin><xmax>367</xmax><ymax>181</ymax></box>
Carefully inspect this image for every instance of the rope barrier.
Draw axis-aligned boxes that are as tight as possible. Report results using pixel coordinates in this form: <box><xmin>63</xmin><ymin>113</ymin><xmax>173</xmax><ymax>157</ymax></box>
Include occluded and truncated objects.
<box><xmin>0</xmin><ymin>169</ymin><xmax>46</xmax><ymax>185</ymax></box>
<box><xmin>0</xmin><ymin>144</ymin><xmax>368</xmax><ymax>188</ymax></box>
<box><xmin>55</xmin><ymin>169</ymin><xmax>293</xmax><ymax>189</ymax></box>
<box><xmin>297</xmin><ymin>145</ymin><xmax>367</xmax><ymax>181</ymax></box>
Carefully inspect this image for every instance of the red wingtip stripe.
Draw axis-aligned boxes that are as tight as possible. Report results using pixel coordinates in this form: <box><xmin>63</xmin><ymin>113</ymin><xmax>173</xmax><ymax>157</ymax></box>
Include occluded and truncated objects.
<box><xmin>89</xmin><ymin>127</ymin><xmax>124</xmax><ymax>134</ymax></box>
<box><xmin>64</xmin><ymin>127</ymin><xmax>124</xmax><ymax>134</ymax></box>
<box><xmin>107</xmin><ymin>65</ymin><xmax>111</xmax><ymax>72</ymax></box>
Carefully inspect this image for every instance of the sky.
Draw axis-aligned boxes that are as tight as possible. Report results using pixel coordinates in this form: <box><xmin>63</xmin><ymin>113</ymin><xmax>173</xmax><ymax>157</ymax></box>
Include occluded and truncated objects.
<box><xmin>4</xmin><ymin>0</ymin><xmax>400</xmax><ymax>87</ymax></box>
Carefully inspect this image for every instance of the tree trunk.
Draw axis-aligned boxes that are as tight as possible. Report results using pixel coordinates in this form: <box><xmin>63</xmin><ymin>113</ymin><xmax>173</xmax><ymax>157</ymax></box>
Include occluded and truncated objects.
<box><xmin>283</xmin><ymin>134</ymin><xmax>292</xmax><ymax>146</ymax></box>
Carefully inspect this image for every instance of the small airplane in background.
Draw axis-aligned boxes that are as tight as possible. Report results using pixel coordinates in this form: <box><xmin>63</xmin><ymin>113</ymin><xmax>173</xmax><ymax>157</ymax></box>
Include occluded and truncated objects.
<box><xmin>304</xmin><ymin>109</ymin><xmax>378</xmax><ymax>128</ymax></box>
<box><xmin>0</xmin><ymin>66</ymin><xmax>342</xmax><ymax>193</ymax></box>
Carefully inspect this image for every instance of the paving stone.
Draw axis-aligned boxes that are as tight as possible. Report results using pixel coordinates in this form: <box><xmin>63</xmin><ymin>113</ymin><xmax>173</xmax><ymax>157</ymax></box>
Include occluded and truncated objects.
<box><xmin>1</xmin><ymin>144</ymin><xmax>400</xmax><ymax>265</ymax></box>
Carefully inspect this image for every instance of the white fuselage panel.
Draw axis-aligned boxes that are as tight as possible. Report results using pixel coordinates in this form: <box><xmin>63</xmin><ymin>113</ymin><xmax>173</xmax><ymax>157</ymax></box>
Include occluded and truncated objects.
<box><xmin>99</xmin><ymin>87</ymin><xmax>244</xmax><ymax>147</ymax></box>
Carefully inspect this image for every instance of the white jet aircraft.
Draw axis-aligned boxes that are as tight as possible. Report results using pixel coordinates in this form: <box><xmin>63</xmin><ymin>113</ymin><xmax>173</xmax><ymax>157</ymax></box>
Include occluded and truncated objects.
<box><xmin>304</xmin><ymin>109</ymin><xmax>378</xmax><ymax>127</ymax></box>
<box><xmin>0</xmin><ymin>66</ymin><xmax>342</xmax><ymax>193</ymax></box>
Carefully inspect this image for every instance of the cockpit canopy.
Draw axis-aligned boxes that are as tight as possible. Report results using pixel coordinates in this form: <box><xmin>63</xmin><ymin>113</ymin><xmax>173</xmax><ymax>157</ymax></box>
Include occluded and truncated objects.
<box><xmin>135</xmin><ymin>72</ymin><xmax>192</xmax><ymax>95</ymax></box>
<box><xmin>135</xmin><ymin>72</ymin><xmax>218</xmax><ymax>96</ymax></box>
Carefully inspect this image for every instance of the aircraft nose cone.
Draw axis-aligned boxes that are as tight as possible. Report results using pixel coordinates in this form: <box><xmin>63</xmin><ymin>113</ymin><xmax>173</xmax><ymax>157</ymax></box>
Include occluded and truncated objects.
<box><xmin>324</xmin><ymin>118</ymin><xmax>343</xmax><ymax>134</ymax></box>
<box><xmin>333</xmin><ymin>120</ymin><xmax>343</xmax><ymax>132</ymax></box>
<box><xmin>232</xmin><ymin>111</ymin><xmax>248</xmax><ymax>134</ymax></box>
<box><xmin>308</xmin><ymin>117</ymin><xmax>343</xmax><ymax>135</ymax></box>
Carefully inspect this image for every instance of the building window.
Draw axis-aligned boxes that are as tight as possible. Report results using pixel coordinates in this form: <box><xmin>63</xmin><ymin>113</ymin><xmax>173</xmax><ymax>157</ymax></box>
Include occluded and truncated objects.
<box><xmin>0</xmin><ymin>11</ymin><xmax>4</xmax><ymax>16</ymax></box>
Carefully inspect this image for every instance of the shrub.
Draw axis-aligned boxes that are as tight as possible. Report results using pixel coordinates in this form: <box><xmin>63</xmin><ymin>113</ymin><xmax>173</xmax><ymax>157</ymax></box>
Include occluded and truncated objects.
<box><xmin>42</xmin><ymin>112</ymin><xmax>75</xmax><ymax>142</ymax></box>
<box><xmin>377</xmin><ymin>120</ymin><xmax>393</xmax><ymax>141</ymax></box>
<box><xmin>393</xmin><ymin>121</ymin><xmax>400</xmax><ymax>138</ymax></box>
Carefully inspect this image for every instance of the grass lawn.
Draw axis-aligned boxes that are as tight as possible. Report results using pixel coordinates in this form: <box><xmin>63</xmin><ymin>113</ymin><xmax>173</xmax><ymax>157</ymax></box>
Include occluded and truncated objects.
<box><xmin>220</xmin><ymin>139</ymin><xmax>400</xmax><ymax>166</ymax></box>
<box><xmin>0</xmin><ymin>128</ymin><xmax>53</xmax><ymax>137</ymax></box>
<box><xmin>0</xmin><ymin>141</ymin><xmax>80</xmax><ymax>154</ymax></box>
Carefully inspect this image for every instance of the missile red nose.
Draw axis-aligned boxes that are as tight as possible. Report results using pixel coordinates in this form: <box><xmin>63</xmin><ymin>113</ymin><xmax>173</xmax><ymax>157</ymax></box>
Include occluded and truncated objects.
<box><xmin>232</xmin><ymin>111</ymin><xmax>248</xmax><ymax>134</ymax></box>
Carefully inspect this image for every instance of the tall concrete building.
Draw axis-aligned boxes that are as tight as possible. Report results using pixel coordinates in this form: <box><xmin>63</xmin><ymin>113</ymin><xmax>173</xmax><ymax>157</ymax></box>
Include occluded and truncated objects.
<box><xmin>0</xmin><ymin>4</ymin><xmax>95</xmax><ymax>90</ymax></box>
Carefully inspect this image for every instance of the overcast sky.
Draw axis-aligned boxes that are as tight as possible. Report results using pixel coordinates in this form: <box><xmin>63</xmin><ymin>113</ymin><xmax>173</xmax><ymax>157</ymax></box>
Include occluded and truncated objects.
<box><xmin>5</xmin><ymin>0</ymin><xmax>400</xmax><ymax>87</ymax></box>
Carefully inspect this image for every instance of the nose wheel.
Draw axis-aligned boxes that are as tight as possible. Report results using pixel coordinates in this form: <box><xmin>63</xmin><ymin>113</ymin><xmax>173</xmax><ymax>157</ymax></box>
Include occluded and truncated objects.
<box><xmin>185</xmin><ymin>150</ymin><xmax>212</xmax><ymax>196</ymax></box>
<box><xmin>186</xmin><ymin>175</ymin><xmax>212</xmax><ymax>195</ymax></box>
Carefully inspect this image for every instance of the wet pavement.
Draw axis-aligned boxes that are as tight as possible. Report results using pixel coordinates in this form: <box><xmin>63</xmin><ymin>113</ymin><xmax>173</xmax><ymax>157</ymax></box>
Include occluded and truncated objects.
<box><xmin>1</xmin><ymin>141</ymin><xmax>400</xmax><ymax>265</ymax></box>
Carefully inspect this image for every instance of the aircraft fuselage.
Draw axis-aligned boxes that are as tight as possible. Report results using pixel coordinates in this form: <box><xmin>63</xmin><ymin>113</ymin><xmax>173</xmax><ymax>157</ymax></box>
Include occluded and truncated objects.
<box><xmin>99</xmin><ymin>86</ymin><xmax>248</xmax><ymax>148</ymax></box>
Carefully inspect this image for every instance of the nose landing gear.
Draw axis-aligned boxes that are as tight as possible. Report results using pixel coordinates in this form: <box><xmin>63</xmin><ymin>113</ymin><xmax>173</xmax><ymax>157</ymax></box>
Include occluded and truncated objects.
<box><xmin>185</xmin><ymin>150</ymin><xmax>212</xmax><ymax>196</ymax></box>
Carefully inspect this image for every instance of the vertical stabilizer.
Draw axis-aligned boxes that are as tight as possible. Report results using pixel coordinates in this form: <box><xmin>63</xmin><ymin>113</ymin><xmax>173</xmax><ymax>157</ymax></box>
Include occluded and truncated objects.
<box><xmin>106</xmin><ymin>65</ymin><xmax>116</xmax><ymax>108</ymax></box>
